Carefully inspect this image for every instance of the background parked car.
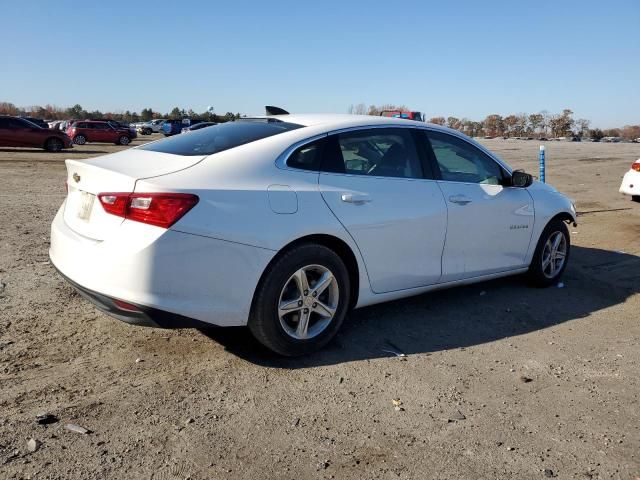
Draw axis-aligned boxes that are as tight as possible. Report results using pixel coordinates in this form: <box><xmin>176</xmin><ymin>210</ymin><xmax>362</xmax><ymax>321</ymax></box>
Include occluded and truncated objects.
<box><xmin>67</xmin><ymin>120</ymin><xmax>135</xmax><ymax>145</ymax></box>
<box><xmin>20</xmin><ymin>117</ymin><xmax>49</xmax><ymax>129</ymax></box>
<box><xmin>138</xmin><ymin>119</ymin><xmax>167</xmax><ymax>135</ymax></box>
<box><xmin>162</xmin><ymin>118</ymin><xmax>200</xmax><ymax>136</ymax></box>
<box><xmin>181</xmin><ymin>122</ymin><xmax>217</xmax><ymax>133</ymax></box>
<box><xmin>0</xmin><ymin>116</ymin><xmax>72</xmax><ymax>151</ymax></box>
<box><xmin>97</xmin><ymin>119</ymin><xmax>138</xmax><ymax>139</ymax></box>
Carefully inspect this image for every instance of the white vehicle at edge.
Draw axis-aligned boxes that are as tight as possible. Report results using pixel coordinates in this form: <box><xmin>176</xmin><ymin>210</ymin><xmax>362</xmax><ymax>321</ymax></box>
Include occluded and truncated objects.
<box><xmin>619</xmin><ymin>159</ymin><xmax>640</xmax><ymax>202</ymax></box>
<box><xmin>50</xmin><ymin>112</ymin><xmax>577</xmax><ymax>356</ymax></box>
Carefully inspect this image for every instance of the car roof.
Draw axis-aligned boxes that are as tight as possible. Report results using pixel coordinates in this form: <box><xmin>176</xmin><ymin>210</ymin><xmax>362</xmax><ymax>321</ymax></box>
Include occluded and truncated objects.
<box><xmin>255</xmin><ymin>113</ymin><xmax>513</xmax><ymax>174</ymax></box>
<box><xmin>263</xmin><ymin>113</ymin><xmax>454</xmax><ymax>133</ymax></box>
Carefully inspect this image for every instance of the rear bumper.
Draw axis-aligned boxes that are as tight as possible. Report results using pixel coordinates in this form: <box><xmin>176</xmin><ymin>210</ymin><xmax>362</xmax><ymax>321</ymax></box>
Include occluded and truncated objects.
<box><xmin>55</xmin><ymin>266</ymin><xmax>209</xmax><ymax>328</ymax></box>
<box><xmin>49</xmin><ymin>203</ymin><xmax>275</xmax><ymax>327</ymax></box>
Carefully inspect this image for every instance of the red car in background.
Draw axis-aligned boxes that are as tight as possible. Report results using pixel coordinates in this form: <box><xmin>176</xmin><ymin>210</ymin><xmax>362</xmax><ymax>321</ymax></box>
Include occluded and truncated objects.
<box><xmin>0</xmin><ymin>116</ymin><xmax>73</xmax><ymax>152</ymax></box>
<box><xmin>380</xmin><ymin>110</ymin><xmax>424</xmax><ymax>121</ymax></box>
<box><xmin>68</xmin><ymin>120</ymin><xmax>135</xmax><ymax>145</ymax></box>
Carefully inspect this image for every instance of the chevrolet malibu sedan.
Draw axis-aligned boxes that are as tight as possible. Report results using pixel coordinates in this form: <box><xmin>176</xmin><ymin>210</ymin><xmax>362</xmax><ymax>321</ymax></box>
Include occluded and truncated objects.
<box><xmin>50</xmin><ymin>113</ymin><xmax>577</xmax><ymax>356</ymax></box>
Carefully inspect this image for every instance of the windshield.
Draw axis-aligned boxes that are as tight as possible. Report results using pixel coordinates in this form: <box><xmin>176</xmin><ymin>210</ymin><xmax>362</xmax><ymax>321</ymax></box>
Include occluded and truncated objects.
<box><xmin>139</xmin><ymin>121</ymin><xmax>304</xmax><ymax>156</ymax></box>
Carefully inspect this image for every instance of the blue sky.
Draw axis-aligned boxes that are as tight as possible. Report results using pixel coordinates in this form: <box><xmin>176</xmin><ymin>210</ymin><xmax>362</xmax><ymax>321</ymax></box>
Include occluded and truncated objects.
<box><xmin>1</xmin><ymin>0</ymin><xmax>638</xmax><ymax>127</ymax></box>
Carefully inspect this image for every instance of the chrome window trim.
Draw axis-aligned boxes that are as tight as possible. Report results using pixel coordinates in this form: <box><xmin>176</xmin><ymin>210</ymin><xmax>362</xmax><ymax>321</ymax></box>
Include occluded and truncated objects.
<box><xmin>276</xmin><ymin>124</ymin><xmax>513</xmax><ymax>176</ymax></box>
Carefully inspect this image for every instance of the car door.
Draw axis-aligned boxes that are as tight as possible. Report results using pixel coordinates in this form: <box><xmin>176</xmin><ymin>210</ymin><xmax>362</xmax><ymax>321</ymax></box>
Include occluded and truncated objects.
<box><xmin>317</xmin><ymin>127</ymin><xmax>447</xmax><ymax>293</ymax></box>
<box><xmin>423</xmin><ymin>130</ymin><xmax>534</xmax><ymax>282</ymax></box>
<box><xmin>7</xmin><ymin>118</ymin><xmax>40</xmax><ymax>147</ymax></box>
<box><xmin>91</xmin><ymin>123</ymin><xmax>108</xmax><ymax>142</ymax></box>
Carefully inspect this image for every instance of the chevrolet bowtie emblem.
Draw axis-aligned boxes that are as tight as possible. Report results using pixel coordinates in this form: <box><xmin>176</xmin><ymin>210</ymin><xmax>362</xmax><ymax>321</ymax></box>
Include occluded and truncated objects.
<box><xmin>73</xmin><ymin>173</ymin><xmax>80</xmax><ymax>183</ymax></box>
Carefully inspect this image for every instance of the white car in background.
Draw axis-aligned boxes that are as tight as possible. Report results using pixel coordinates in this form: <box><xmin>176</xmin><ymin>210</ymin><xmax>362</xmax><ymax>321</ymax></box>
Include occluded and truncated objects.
<box><xmin>137</xmin><ymin>119</ymin><xmax>167</xmax><ymax>135</ymax></box>
<box><xmin>50</xmin><ymin>112</ymin><xmax>577</xmax><ymax>356</ymax></box>
<box><xmin>619</xmin><ymin>159</ymin><xmax>640</xmax><ymax>202</ymax></box>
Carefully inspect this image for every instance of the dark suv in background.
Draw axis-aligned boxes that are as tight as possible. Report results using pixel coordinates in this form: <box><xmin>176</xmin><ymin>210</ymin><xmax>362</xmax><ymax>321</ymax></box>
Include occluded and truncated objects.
<box><xmin>68</xmin><ymin>121</ymin><xmax>136</xmax><ymax>145</ymax></box>
<box><xmin>0</xmin><ymin>116</ymin><xmax>72</xmax><ymax>152</ymax></box>
<box><xmin>162</xmin><ymin>118</ymin><xmax>201</xmax><ymax>136</ymax></box>
<box><xmin>20</xmin><ymin>117</ymin><xmax>50</xmax><ymax>129</ymax></box>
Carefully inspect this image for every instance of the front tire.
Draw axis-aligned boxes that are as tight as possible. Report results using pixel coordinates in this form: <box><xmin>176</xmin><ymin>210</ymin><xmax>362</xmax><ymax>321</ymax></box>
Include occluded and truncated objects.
<box><xmin>44</xmin><ymin>137</ymin><xmax>63</xmax><ymax>152</ymax></box>
<box><xmin>249</xmin><ymin>243</ymin><xmax>350</xmax><ymax>356</ymax></box>
<box><xmin>632</xmin><ymin>195</ymin><xmax>640</xmax><ymax>203</ymax></box>
<box><xmin>526</xmin><ymin>219</ymin><xmax>570</xmax><ymax>287</ymax></box>
<box><xmin>74</xmin><ymin>135</ymin><xmax>86</xmax><ymax>145</ymax></box>
<box><xmin>118</xmin><ymin>135</ymin><xmax>131</xmax><ymax>145</ymax></box>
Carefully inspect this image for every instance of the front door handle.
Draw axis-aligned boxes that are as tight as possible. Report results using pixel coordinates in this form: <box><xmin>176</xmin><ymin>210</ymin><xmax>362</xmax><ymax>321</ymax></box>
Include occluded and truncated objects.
<box><xmin>341</xmin><ymin>193</ymin><xmax>371</xmax><ymax>205</ymax></box>
<box><xmin>448</xmin><ymin>195</ymin><xmax>472</xmax><ymax>205</ymax></box>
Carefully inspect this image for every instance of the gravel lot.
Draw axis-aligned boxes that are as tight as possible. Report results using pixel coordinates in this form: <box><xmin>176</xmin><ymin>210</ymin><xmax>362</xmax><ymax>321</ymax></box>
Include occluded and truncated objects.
<box><xmin>1</xmin><ymin>136</ymin><xmax>639</xmax><ymax>479</ymax></box>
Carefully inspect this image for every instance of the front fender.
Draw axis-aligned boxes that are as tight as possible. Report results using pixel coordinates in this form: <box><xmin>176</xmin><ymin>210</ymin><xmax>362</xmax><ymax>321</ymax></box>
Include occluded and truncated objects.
<box><xmin>525</xmin><ymin>181</ymin><xmax>577</xmax><ymax>263</ymax></box>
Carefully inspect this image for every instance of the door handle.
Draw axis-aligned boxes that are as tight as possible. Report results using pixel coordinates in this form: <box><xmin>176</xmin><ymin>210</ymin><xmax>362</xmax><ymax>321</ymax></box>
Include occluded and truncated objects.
<box><xmin>448</xmin><ymin>195</ymin><xmax>472</xmax><ymax>205</ymax></box>
<box><xmin>341</xmin><ymin>193</ymin><xmax>371</xmax><ymax>205</ymax></box>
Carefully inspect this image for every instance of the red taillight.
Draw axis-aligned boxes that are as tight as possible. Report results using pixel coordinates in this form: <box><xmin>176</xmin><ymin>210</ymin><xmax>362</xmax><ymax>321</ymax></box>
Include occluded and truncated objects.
<box><xmin>632</xmin><ymin>161</ymin><xmax>640</xmax><ymax>172</ymax></box>
<box><xmin>98</xmin><ymin>192</ymin><xmax>198</xmax><ymax>228</ymax></box>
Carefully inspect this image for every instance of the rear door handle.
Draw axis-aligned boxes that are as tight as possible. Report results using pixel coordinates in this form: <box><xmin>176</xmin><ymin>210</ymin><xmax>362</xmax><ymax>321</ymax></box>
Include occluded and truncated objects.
<box><xmin>341</xmin><ymin>193</ymin><xmax>371</xmax><ymax>205</ymax></box>
<box><xmin>448</xmin><ymin>195</ymin><xmax>472</xmax><ymax>205</ymax></box>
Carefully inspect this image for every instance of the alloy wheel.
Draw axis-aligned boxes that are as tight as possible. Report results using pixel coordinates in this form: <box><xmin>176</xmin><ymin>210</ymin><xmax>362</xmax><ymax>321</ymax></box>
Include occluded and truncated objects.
<box><xmin>541</xmin><ymin>231</ymin><xmax>567</xmax><ymax>279</ymax></box>
<box><xmin>277</xmin><ymin>264</ymin><xmax>339</xmax><ymax>340</ymax></box>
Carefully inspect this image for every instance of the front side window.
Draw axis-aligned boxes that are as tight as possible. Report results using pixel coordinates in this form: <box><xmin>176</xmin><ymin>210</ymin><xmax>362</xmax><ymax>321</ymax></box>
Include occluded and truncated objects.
<box><xmin>426</xmin><ymin>131</ymin><xmax>504</xmax><ymax>185</ymax></box>
<box><xmin>140</xmin><ymin>121</ymin><xmax>304</xmax><ymax>156</ymax></box>
<box><xmin>323</xmin><ymin>128</ymin><xmax>423</xmax><ymax>179</ymax></box>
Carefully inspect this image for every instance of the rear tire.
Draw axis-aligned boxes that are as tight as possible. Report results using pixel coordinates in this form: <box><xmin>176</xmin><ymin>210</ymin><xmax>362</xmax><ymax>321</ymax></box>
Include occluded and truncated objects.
<box><xmin>632</xmin><ymin>195</ymin><xmax>640</xmax><ymax>203</ymax></box>
<box><xmin>74</xmin><ymin>135</ymin><xmax>86</xmax><ymax>145</ymax></box>
<box><xmin>249</xmin><ymin>243</ymin><xmax>350</xmax><ymax>356</ymax></box>
<box><xmin>118</xmin><ymin>135</ymin><xmax>131</xmax><ymax>145</ymax></box>
<box><xmin>44</xmin><ymin>137</ymin><xmax>63</xmax><ymax>152</ymax></box>
<box><xmin>526</xmin><ymin>219</ymin><xmax>570</xmax><ymax>287</ymax></box>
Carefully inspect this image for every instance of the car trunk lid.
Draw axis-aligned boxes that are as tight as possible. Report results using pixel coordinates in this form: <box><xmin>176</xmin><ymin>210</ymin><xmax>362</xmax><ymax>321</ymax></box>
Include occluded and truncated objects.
<box><xmin>63</xmin><ymin>149</ymin><xmax>206</xmax><ymax>240</ymax></box>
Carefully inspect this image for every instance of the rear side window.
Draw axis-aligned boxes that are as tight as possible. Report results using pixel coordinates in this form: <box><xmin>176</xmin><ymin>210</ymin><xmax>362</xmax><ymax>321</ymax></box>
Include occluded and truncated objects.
<box><xmin>322</xmin><ymin>128</ymin><xmax>423</xmax><ymax>179</ymax></box>
<box><xmin>286</xmin><ymin>139</ymin><xmax>325</xmax><ymax>171</ymax></box>
<box><xmin>140</xmin><ymin>121</ymin><xmax>303</xmax><ymax>156</ymax></box>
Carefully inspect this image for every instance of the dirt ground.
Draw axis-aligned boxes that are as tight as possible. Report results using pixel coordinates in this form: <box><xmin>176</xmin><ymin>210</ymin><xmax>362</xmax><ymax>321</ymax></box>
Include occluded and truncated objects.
<box><xmin>0</xmin><ymin>135</ymin><xmax>639</xmax><ymax>480</ymax></box>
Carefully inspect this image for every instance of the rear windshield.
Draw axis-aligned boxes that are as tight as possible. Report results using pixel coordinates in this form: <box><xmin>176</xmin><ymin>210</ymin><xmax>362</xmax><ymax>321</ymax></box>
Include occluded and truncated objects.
<box><xmin>140</xmin><ymin>121</ymin><xmax>304</xmax><ymax>156</ymax></box>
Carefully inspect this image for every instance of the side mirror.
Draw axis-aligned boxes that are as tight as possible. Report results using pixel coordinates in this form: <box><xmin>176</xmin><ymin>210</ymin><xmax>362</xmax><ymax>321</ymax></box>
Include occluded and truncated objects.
<box><xmin>511</xmin><ymin>170</ymin><xmax>533</xmax><ymax>188</ymax></box>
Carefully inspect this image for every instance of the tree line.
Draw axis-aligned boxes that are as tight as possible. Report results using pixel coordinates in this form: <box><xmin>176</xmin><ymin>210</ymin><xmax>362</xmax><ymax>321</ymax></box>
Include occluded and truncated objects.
<box><xmin>349</xmin><ymin>104</ymin><xmax>640</xmax><ymax>140</ymax></box>
<box><xmin>2</xmin><ymin>100</ymin><xmax>638</xmax><ymax>140</ymax></box>
<box><xmin>0</xmin><ymin>102</ymin><xmax>242</xmax><ymax>124</ymax></box>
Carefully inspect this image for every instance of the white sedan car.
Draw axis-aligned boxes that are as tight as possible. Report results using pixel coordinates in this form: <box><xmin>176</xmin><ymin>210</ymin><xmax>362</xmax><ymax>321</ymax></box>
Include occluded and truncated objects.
<box><xmin>50</xmin><ymin>113</ymin><xmax>577</xmax><ymax>356</ymax></box>
<box><xmin>619</xmin><ymin>159</ymin><xmax>640</xmax><ymax>202</ymax></box>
